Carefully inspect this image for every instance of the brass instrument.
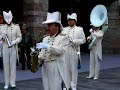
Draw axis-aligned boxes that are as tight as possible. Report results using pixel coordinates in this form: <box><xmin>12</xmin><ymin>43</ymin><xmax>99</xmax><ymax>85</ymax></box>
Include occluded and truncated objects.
<box><xmin>30</xmin><ymin>35</ymin><xmax>47</xmax><ymax>73</ymax></box>
<box><xmin>3</xmin><ymin>34</ymin><xmax>12</xmax><ymax>48</ymax></box>
<box><xmin>89</xmin><ymin>4</ymin><xmax>108</xmax><ymax>50</ymax></box>
<box><xmin>30</xmin><ymin>48</ymin><xmax>39</xmax><ymax>73</ymax></box>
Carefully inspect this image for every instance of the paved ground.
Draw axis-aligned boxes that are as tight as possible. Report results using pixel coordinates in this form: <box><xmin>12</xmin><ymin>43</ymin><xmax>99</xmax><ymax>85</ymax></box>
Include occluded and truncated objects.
<box><xmin>0</xmin><ymin>67</ymin><xmax>120</xmax><ymax>90</ymax></box>
<box><xmin>78</xmin><ymin>67</ymin><xmax>120</xmax><ymax>90</ymax></box>
<box><xmin>0</xmin><ymin>54</ymin><xmax>120</xmax><ymax>90</ymax></box>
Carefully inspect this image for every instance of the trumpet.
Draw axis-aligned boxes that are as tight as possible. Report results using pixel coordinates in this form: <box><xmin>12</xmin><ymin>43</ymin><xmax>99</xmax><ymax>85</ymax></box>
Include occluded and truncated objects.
<box><xmin>2</xmin><ymin>34</ymin><xmax>12</xmax><ymax>48</ymax></box>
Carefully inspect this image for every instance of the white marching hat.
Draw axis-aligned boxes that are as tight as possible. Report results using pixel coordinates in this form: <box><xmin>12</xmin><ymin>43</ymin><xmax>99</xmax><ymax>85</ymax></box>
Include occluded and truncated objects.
<box><xmin>67</xmin><ymin>13</ymin><xmax>77</xmax><ymax>21</ymax></box>
<box><xmin>42</xmin><ymin>11</ymin><xmax>63</xmax><ymax>30</ymax></box>
<box><xmin>3</xmin><ymin>10</ymin><xmax>13</xmax><ymax>24</ymax></box>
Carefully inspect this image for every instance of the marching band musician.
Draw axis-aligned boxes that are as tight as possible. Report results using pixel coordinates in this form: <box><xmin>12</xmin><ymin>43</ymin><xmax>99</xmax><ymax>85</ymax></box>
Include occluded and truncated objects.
<box><xmin>36</xmin><ymin>11</ymin><xmax>71</xmax><ymax>90</ymax></box>
<box><xmin>62</xmin><ymin>13</ymin><xmax>86</xmax><ymax>90</ymax></box>
<box><xmin>86</xmin><ymin>25</ymin><xmax>104</xmax><ymax>80</ymax></box>
<box><xmin>86</xmin><ymin>4</ymin><xmax>108</xmax><ymax>80</ymax></box>
<box><xmin>0</xmin><ymin>11</ymin><xmax>22</xmax><ymax>89</ymax></box>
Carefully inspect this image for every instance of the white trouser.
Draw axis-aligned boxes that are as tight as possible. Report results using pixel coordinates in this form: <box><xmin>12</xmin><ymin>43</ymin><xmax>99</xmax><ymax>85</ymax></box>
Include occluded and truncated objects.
<box><xmin>66</xmin><ymin>47</ymin><xmax>78</xmax><ymax>89</ymax></box>
<box><xmin>89</xmin><ymin>50</ymin><xmax>101</xmax><ymax>78</ymax></box>
<box><xmin>42</xmin><ymin>61</ymin><xmax>62</xmax><ymax>90</ymax></box>
<box><xmin>70</xmin><ymin>57</ymin><xmax>78</xmax><ymax>89</ymax></box>
<box><xmin>3</xmin><ymin>48</ymin><xmax>17</xmax><ymax>86</ymax></box>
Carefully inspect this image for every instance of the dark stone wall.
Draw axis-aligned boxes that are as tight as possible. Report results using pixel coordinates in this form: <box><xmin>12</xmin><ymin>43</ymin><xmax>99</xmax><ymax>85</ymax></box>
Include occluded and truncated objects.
<box><xmin>23</xmin><ymin>0</ymin><xmax>48</xmax><ymax>43</ymax></box>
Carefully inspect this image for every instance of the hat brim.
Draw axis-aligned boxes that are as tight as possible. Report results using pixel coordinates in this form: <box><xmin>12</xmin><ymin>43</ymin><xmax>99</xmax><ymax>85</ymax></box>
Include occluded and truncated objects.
<box><xmin>42</xmin><ymin>20</ymin><xmax>63</xmax><ymax>30</ymax></box>
<box><xmin>67</xmin><ymin>16</ymin><xmax>77</xmax><ymax>21</ymax></box>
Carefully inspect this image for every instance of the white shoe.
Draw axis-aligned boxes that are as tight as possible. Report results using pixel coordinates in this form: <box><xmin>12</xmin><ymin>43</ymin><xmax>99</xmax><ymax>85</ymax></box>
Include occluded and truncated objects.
<box><xmin>63</xmin><ymin>88</ymin><xmax>67</xmax><ymax>90</ymax></box>
<box><xmin>72</xmin><ymin>88</ymin><xmax>77</xmax><ymax>90</ymax></box>
<box><xmin>86</xmin><ymin>76</ymin><xmax>93</xmax><ymax>79</ymax></box>
<box><xmin>4</xmin><ymin>86</ymin><xmax>8</xmax><ymax>89</ymax></box>
<box><xmin>11</xmin><ymin>85</ymin><xmax>16</xmax><ymax>88</ymax></box>
<box><xmin>93</xmin><ymin>77</ymin><xmax>98</xmax><ymax>80</ymax></box>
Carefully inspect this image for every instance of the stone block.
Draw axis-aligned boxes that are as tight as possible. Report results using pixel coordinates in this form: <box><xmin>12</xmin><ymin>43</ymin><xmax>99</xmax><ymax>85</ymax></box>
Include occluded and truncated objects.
<box><xmin>34</xmin><ymin>3</ymin><xmax>43</xmax><ymax>11</ymax></box>
<box><xmin>23</xmin><ymin>3</ymin><xmax>34</xmax><ymax>11</ymax></box>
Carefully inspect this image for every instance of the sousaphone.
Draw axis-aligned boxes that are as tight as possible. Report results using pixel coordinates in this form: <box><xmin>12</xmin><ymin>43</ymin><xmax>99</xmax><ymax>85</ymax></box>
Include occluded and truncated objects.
<box><xmin>90</xmin><ymin>4</ymin><xmax>108</xmax><ymax>28</ymax></box>
<box><xmin>89</xmin><ymin>4</ymin><xmax>108</xmax><ymax>49</ymax></box>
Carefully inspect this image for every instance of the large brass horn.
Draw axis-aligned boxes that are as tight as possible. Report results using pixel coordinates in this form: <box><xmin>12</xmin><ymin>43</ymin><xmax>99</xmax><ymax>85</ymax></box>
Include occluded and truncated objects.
<box><xmin>89</xmin><ymin>4</ymin><xmax>108</xmax><ymax>50</ymax></box>
<box><xmin>90</xmin><ymin>4</ymin><xmax>107</xmax><ymax>27</ymax></box>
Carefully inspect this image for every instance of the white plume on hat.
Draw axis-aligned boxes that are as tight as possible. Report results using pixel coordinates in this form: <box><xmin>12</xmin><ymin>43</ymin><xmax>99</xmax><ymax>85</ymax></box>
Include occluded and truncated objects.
<box><xmin>67</xmin><ymin>13</ymin><xmax>77</xmax><ymax>21</ymax></box>
<box><xmin>42</xmin><ymin>11</ymin><xmax>63</xmax><ymax>30</ymax></box>
<box><xmin>3</xmin><ymin>10</ymin><xmax>13</xmax><ymax>24</ymax></box>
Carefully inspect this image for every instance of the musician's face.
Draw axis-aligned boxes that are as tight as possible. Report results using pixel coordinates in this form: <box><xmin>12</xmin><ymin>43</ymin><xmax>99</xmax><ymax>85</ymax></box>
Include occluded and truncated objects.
<box><xmin>47</xmin><ymin>23</ymin><xmax>59</xmax><ymax>36</ymax></box>
<box><xmin>92</xmin><ymin>26</ymin><xmax>99</xmax><ymax>31</ymax></box>
<box><xmin>68</xmin><ymin>19</ymin><xmax>76</xmax><ymax>27</ymax></box>
<box><xmin>6</xmin><ymin>21</ymin><xmax>12</xmax><ymax>26</ymax></box>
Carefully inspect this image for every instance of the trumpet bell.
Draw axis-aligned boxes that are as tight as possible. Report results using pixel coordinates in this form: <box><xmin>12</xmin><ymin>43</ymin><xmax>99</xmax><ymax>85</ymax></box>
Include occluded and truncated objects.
<box><xmin>90</xmin><ymin>4</ymin><xmax>107</xmax><ymax>27</ymax></box>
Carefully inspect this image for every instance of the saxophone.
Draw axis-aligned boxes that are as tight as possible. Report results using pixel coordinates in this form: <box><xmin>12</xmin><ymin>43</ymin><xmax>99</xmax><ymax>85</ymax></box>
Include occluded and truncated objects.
<box><xmin>30</xmin><ymin>48</ymin><xmax>39</xmax><ymax>73</ymax></box>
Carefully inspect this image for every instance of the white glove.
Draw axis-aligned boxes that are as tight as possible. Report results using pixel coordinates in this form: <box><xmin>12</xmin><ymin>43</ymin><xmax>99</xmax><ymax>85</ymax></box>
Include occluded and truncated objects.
<box><xmin>36</xmin><ymin>43</ymin><xmax>49</xmax><ymax>49</ymax></box>
<box><xmin>30</xmin><ymin>47</ymin><xmax>35</xmax><ymax>53</ymax></box>
<box><xmin>90</xmin><ymin>29</ymin><xmax>93</xmax><ymax>33</ymax></box>
<box><xmin>11</xmin><ymin>40</ymin><xmax>16</xmax><ymax>46</ymax></box>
